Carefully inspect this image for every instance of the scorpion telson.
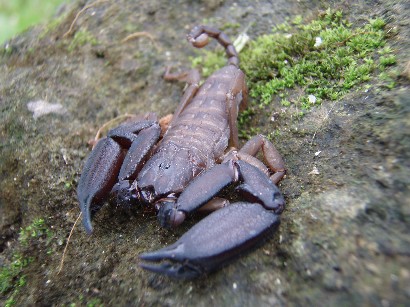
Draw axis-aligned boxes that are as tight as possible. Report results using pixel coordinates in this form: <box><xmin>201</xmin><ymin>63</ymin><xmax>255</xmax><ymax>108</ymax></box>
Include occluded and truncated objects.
<box><xmin>77</xmin><ymin>25</ymin><xmax>286</xmax><ymax>279</ymax></box>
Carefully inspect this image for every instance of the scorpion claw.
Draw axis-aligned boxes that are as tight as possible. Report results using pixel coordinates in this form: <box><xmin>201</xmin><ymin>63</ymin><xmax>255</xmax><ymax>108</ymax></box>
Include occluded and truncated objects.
<box><xmin>139</xmin><ymin>202</ymin><xmax>280</xmax><ymax>279</ymax></box>
<box><xmin>139</xmin><ymin>260</ymin><xmax>202</xmax><ymax>280</ymax></box>
<box><xmin>139</xmin><ymin>242</ymin><xmax>202</xmax><ymax>279</ymax></box>
<box><xmin>82</xmin><ymin>203</ymin><xmax>94</xmax><ymax>235</ymax></box>
<box><xmin>77</xmin><ymin>137</ymin><xmax>125</xmax><ymax>234</ymax></box>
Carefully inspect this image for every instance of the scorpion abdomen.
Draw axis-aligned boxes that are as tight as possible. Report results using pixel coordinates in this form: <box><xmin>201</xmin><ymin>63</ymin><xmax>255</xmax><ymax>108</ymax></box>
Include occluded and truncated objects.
<box><xmin>161</xmin><ymin>65</ymin><xmax>245</xmax><ymax>164</ymax></box>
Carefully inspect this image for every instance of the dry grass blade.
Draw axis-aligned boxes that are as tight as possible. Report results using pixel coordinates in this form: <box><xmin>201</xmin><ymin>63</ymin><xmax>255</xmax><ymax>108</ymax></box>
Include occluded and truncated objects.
<box><xmin>63</xmin><ymin>0</ymin><xmax>109</xmax><ymax>38</ymax></box>
<box><xmin>92</xmin><ymin>113</ymin><xmax>137</xmax><ymax>149</ymax></box>
<box><xmin>57</xmin><ymin>211</ymin><xmax>82</xmax><ymax>275</ymax></box>
<box><xmin>121</xmin><ymin>31</ymin><xmax>159</xmax><ymax>50</ymax></box>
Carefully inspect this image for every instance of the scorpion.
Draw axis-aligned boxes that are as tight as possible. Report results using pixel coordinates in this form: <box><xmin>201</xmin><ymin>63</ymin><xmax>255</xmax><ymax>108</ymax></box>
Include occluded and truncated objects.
<box><xmin>77</xmin><ymin>25</ymin><xmax>286</xmax><ymax>279</ymax></box>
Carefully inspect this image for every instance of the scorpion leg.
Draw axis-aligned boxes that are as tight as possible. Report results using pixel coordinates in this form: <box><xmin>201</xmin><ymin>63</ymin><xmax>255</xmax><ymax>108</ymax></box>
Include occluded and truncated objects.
<box><xmin>157</xmin><ymin>161</ymin><xmax>237</xmax><ymax>227</ymax></box>
<box><xmin>142</xmin><ymin>161</ymin><xmax>284</xmax><ymax>278</ymax></box>
<box><xmin>158</xmin><ymin>158</ymin><xmax>284</xmax><ymax>228</ymax></box>
<box><xmin>197</xmin><ymin>197</ymin><xmax>230</xmax><ymax>213</ymax></box>
<box><xmin>77</xmin><ymin>120</ymin><xmax>160</xmax><ymax>234</ymax></box>
<box><xmin>164</xmin><ymin>67</ymin><xmax>200</xmax><ymax>126</ymax></box>
<box><xmin>237</xmin><ymin>134</ymin><xmax>286</xmax><ymax>184</ymax></box>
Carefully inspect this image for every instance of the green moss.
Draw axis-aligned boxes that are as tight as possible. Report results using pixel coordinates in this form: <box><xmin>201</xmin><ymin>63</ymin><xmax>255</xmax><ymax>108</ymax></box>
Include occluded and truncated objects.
<box><xmin>369</xmin><ymin>18</ymin><xmax>386</xmax><ymax>30</ymax></box>
<box><xmin>281</xmin><ymin>98</ymin><xmax>291</xmax><ymax>107</ymax></box>
<box><xmin>1</xmin><ymin>253</ymin><xmax>32</xmax><ymax>306</ymax></box>
<box><xmin>186</xmin><ymin>10</ymin><xmax>396</xmax><ymax>139</ymax></box>
<box><xmin>221</xmin><ymin>22</ymin><xmax>241</xmax><ymax>31</ymax></box>
<box><xmin>18</xmin><ymin>218</ymin><xmax>53</xmax><ymax>246</ymax></box>
<box><xmin>1</xmin><ymin>254</ymin><xmax>29</xmax><ymax>294</ymax></box>
<box><xmin>0</xmin><ymin>44</ymin><xmax>13</xmax><ymax>57</ymax></box>
<box><xmin>291</xmin><ymin>15</ymin><xmax>303</xmax><ymax>26</ymax></box>
<box><xmin>87</xmin><ymin>298</ymin><xmax>104</xmax><ymax>307</ymax></box>
<box><xmin>378</xmin><ymin>71</ymin><xmax>397</xmax><ymax>89</ymax></box>
<box><xmin>240</xmin><ymin>11</ymin><xmax>392</xmax><ymax>108</ymax></box>
<box><xmin>68</xmin><ymin>295</ymin><xmax>103</xmax><ymax>307</ymax></box>
<box><xmin>1</xmin><ymin>218</ymin><xmax>53</xmax><ymax>305</ymax></box>
<box><xmin>379</xmin><ymin>54</ymin><xmax>397</xmax><ymax>67</ymax></box>
<box><xmin>190</xmin><ymin>49</ymin><xmax>226</xmax><ymax>78</ymax></box>
<box><xmin>237</xmin><ymin>108</ymin><xmax>256</xmax><ymax>139</ymax></box>
<box><xmin>67</xmin><ymin>30</ymin><xmax>99</xmax><ymax>53</ymax></box>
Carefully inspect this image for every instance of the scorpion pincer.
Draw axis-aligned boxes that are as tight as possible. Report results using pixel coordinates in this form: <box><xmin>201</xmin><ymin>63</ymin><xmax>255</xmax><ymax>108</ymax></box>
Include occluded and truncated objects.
<box><xmin>77</xmin><ymin>25</ymin><xmax>286</xmax><ymax>279</ymax></box>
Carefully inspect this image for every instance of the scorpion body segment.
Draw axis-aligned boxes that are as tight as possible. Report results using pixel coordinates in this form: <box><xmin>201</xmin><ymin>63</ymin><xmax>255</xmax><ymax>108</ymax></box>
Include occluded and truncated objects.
<box><xmin>77</xmin><ymin>25</ymin><xmax>286</xmax><ymax>278</ymax></box>
<box><xmin>137</xmin><ymin>64</ymin><xmax>246</xmax><ymax>200</ymax></box>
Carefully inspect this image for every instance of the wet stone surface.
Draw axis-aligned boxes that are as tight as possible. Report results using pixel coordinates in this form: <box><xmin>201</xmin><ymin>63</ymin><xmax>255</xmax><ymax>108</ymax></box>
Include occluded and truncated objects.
<box><xmin>0</xmin><ymin>0</ymin><xmax>409</xmax><ymax>305</ymax></box>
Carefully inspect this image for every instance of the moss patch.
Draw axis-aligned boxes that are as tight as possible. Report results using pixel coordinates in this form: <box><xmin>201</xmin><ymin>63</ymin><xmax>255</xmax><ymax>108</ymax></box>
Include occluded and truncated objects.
<box><xmin>0</xmin><ymin>254</ymin><xmax>32</xmax><ymax>306</ymax></box>
<box><xmin>190</xmin><ymin>49</ymin><xmax>226</xmax><ymax>79</ymax></box>
<box><xmin>243</xmin><ymin>10</ymin><xmax>394</xmax><ymax>108</ymax></box>
<box><xmin>1</xmin><ymin>218</ymin><xmax>54</xmax><ymax>306</ymax></box>
<box><xmin>191</xmin><ymin>10</ymin><xmax>397</xmax><ymax>137</ymax></box>
<box><xmin>18</xmin><ymin>218</ymin><xmax>53</xmax><ymax>247</ymax></box>
<box><xmin>67</xmin><ymin>30</ymin><xmax>99</xmax><ymax>53</ymax></box>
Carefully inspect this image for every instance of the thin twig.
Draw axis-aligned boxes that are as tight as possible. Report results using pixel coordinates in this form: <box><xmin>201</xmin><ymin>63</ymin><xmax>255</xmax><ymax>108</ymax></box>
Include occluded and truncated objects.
<box><xmin>92</xmin><ymin>113</ymin><xmax>136</xmax><ymax>148</ymax></box>
<box><xmin>57</xmin><ymin>212</ymin><xmax>82</xmax><ymax>275</ymax></box>
<box><xmin>63</xmin><ymin>0</ymin><xmax>109</xmax><ymax>38</ymax></box>
<box><xmin>122</xmin><ymin>31</ymin><xmax>155</xmax><ymax>43</ymax></box>
<box><xmin>121</xmin><ymin>31</ymin><xmax>159</xmax><ymax>50</ymax></box>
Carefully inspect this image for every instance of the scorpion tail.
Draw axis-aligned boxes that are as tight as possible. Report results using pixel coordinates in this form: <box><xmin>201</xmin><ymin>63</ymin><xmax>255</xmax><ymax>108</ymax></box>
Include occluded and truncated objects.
<box><xmin>187</xmin><ymin>25</ymin><xmax>239</xmax><ymax>67</ymax></box>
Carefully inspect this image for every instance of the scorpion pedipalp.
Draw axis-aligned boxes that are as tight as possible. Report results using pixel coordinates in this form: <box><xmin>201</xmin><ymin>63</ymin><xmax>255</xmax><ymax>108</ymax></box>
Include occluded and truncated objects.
<box><xmin>156</xmin><ymin>159</ymin><xmax>285</xmax><ymax>228</ymax></box>
<box><xmin>77</xmin><ymin>137</ymin><xmax>125</xmax><ymax>234</ymax></box>
<box><xmin>77</xmin><ymin>121</ymin><xmax>161</xmax><ymax>233</ymax></box>
<box><xmin>140</xmin><ymin>202</ymin><xmax>280</xmax><ymax>279</ymax></box>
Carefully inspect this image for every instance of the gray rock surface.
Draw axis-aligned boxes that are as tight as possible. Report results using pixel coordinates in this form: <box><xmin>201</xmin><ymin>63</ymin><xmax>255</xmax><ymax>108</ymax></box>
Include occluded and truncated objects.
<box><xmin>0</xmin><ymin>0</ymin><xmax>409</xmax><ymax>305</ymax></box>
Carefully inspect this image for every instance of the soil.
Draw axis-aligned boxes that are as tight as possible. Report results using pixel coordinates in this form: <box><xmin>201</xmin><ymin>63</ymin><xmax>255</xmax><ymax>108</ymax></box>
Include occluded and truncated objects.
<box><xmin>0</xmin><ymin>0</ymin><xmax>409</xmax><ymax>306</ymax></box>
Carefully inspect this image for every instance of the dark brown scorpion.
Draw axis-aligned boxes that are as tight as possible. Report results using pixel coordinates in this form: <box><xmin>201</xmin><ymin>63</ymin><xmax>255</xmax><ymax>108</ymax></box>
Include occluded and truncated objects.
<box><xmin>77</xmin><ymin>25</ymin><xmax>286</xmax><ymax>279</ymax></box>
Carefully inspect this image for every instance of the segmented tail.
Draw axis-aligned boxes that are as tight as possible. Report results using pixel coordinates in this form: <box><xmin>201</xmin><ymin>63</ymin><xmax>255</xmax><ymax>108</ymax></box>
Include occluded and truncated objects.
<box><xmin>187</xmin><ymin>25</ymin><xmax>239</xmax><ymax>67</ymax></box>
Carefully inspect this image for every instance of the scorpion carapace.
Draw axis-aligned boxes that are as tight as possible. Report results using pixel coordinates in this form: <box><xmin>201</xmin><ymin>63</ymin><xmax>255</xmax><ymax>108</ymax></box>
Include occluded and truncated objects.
<box><xmin>77</xmin><ymin>25</ymin><xmax>286</xmax><ymax>279</ymax></box>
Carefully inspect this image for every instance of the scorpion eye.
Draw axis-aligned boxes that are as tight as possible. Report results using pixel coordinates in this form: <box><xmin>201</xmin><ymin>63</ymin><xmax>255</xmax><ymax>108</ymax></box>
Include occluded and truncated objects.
<box><xmin>159</xmin><ymin>162</ymin><xmax>171</xmax><ymax>170</ymax></box>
